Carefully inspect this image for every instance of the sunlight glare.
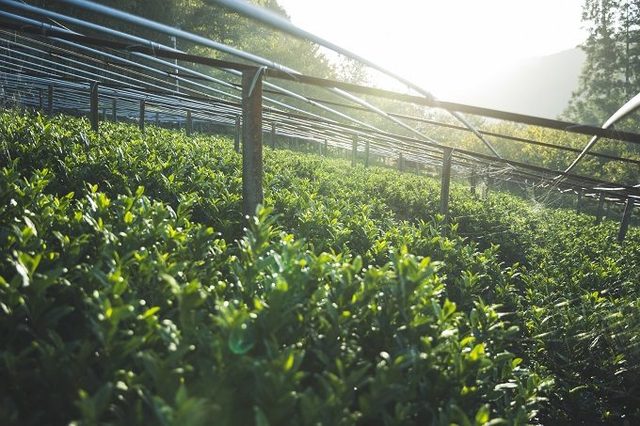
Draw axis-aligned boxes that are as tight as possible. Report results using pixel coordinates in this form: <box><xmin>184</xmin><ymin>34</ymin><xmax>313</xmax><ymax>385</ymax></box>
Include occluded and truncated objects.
<box><xmin>278</xmin><ymin>0</ymin><xmax>586</xmax><ymax>100</ymax></box>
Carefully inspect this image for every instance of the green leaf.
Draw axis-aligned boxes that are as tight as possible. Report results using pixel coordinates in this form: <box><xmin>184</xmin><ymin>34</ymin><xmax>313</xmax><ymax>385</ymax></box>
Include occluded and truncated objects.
<box><xmin>254</xmin><ymin>406</ymin><xmax>270</xmax><ymax>426</ymax></box>
<box><xmin>124</xmin><ymin>210</ymin><xmax>134</xmax><ymax>224</ymax></box>
<box><xmin>228</xmin><ymin>323</ymin><xmax>255</xmax><ymax>355</ymax></box>
<box><xmin>511</xmin><ymin>357</ymin><xmax>523</xmax><ymax>369</ymax></box>
<box><xmin>283</xmin><ymin>352</ymin><xmax>295</xmax><ymax>372</ymax></box>
<box><xmin>141</xmin><ymin>306</ymin><xmax>160</xmax><ymax>319</ymax></box>
<box><xmin>475</xmin><ymin>404</ymin><xmax>490</xmax><ymax>425</ymax></box>
<box><xmin>469</xmin><ymin>343</ymin><xmax>485</xmax><ymax>361</ymax></box>
<box><xmin>494</xmin><ymin>382</ymin><xmax>518</xmax><ymax>391</ymax></box>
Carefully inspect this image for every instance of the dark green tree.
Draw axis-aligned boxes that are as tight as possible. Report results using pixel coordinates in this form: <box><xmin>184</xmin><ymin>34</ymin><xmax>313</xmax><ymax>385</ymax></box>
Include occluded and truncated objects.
<box><xmin>564</xmin><ymin>0</ymin><xmax>640</xmax><ymax>128</ymax></box>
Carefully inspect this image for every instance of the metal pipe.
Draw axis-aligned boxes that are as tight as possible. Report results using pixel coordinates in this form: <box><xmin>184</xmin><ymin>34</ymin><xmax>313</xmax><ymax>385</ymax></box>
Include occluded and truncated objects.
<box><xmin>564</xmin><ymin>91</ymin><xmax>640</xmax><ymax>175</ymax></box>
<box><xmin>206</xmin><ymin>0</ymin><xmax>501</xmax><ymax>158</ymax></box>
<box><xmin>53</xmin><ymin>0</ymin><xmax>450</xmax><ymax>148</ymax></box>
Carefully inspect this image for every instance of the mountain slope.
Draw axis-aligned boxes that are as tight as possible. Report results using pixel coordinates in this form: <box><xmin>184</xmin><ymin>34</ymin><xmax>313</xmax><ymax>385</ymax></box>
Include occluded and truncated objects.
<box><xmin>462</xmin><ymin>48</ymin><xmax>586</xmax><ymax>119</ymax></box>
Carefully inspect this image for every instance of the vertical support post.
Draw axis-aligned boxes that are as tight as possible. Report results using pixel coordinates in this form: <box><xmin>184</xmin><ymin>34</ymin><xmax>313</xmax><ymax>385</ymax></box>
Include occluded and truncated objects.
<box><xmin>351</xmin><ymin>135</ymin><xmax>358</xmax><ymax>167</ymax></box>
<box><xmin>576</xmin><ymin>189</ymin><xmax>583</xmax><ymax>213</ymax></box>
<box><xmin>234</xmin><ymin>114</ymin><xmax>241</xmax><ymax>153</ymax></box>
<box><xmin>323</xmin><ymin>139</ymin><xmax>328</xmax><ymax>156</ymax></box>
<box><xmin>38</xmin><ymin>88</ymin><xmax>43</xmax><ymax>110</ymax></box>
<box><xmin>398</xmin><ymin>153</ymin><xmax>404</xmax><ymax>171</ymax></box>
<box><xmin>89</xmin><ymin>82</ymin><xmax>99</xmax><ymax>133</ymax></box>
<box><xmin>102</xmin><ymin>108</ymin><xmax>106</xmax><ymax>121</ymax></box>
<box><xmin>271</xmin><ymin>121</ymin><xmax>276</xmax><ymax>149</ymax></box>
<box><xmin>139</xmin><ymin>100</ymin><xmax>145</xmax><ymax>132</ymax></box>
<box><xmin>618</xmin><ymin>198</ymin><xmax>634</xmax><ymax>242</ymax></box>
<box><xmin>47</xmin><ymin>84</ymin><xmax>53</xmax><ymax>114</ymax></box>
<box><xmin>440</xmin><ymin>147</ymin><xmax>453</xmax><ymax>234</ymax></box>
<box><xmin>364</xmin><ymin>140</ymin><xmax>370</xmax><ymax>167</ymax></box>
<box><xmin>595</xmin><ymin>193</ymin><xmax>605</xmax><ymax>224</ymax></box>
<box><xmin>186</xmin><ymin>110</ymin><xmax>192</xmax><ymax>136</ymax></box>
<box><xmin>241</xmin><ymin>68</ymin><xmax>263</xmax><ymax>218</ymax></box>
<box><xmin>470</xmin><ymin>169</ymin><xmax>477</xmax><ymax>195</ymax></box>
<box><xmin>112</xmin><ymin>98</ymin><xmax>117</xmax><ymax>122</ymax></box>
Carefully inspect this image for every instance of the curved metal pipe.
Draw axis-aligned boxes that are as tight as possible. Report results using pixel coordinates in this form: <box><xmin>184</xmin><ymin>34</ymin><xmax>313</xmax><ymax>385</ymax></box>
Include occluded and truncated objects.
<box><xmin>0</xmin><ymin>10</ymin><xmax>232</xmax><ymax>100</ymax></box>
<box><xmin>53</xmin><ymin>0</ymin><xmax>446</xmax><ymax>148</ymax></box>
<box><xmin>206</xmin><ymin>0</ymin><xmax>501</xmax><ymax>158</ymax></box>
<box><xmin>563</xmin><ymin>91</ymin><xmax>640</xmax><ymax>175</ymax></box>
<box><xmin>2</xmin><ymin>1</ymin><xmax>390</xmax><ymax>135</ymax></box>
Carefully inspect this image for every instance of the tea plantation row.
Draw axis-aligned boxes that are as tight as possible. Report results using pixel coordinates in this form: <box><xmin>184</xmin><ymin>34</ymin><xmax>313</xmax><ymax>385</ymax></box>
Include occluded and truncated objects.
<box><xmin>1</xmin><ymin>110</ymin><xmax>639</xmax><ymax>424</ymax></box>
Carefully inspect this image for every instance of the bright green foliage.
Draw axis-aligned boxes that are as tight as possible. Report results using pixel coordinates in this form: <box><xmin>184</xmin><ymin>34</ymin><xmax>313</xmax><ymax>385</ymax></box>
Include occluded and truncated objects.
<box><xmin>1</xmin><ymin>110</ymin><xmax>640</xmax><ymax>424</ymax></box>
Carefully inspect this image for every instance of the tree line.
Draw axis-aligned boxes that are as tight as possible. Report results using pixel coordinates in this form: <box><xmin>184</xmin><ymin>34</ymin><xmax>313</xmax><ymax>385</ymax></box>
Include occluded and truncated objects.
<box><xmin>565</xmin><ymin>0</ymin><xmax>640</xmax><ymax>128</ymax></box>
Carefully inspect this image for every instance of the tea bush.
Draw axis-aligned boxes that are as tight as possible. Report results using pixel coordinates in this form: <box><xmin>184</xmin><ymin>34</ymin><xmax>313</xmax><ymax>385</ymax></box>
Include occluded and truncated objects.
<box><xmin>1</xmin><ymin>110</ymin><xmax>639</xmax><ymax>424</ymax></box>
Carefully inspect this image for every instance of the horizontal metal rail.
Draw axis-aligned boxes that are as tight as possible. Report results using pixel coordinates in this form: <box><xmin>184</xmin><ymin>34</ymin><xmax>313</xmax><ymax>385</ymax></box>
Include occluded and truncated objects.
<box><xmin>1</xmin><ymin>0</ymin><xmax>639</xmax><ymax>220</ymax></box>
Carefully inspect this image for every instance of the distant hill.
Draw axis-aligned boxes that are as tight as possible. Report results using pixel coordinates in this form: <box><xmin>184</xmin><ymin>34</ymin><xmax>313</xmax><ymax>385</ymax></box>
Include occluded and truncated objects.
<box><xmin>459</xmin><ymin>48</ymin><xmax>586</xmax><ymax>119</ymax></box>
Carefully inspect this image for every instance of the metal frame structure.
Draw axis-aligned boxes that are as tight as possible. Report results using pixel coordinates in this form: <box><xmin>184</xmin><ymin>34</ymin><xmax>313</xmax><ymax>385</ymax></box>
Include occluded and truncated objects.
<box><xmin>1</xmin><ymin>0</ymin><xmax>639</xmax><ymax>240</ymax></box>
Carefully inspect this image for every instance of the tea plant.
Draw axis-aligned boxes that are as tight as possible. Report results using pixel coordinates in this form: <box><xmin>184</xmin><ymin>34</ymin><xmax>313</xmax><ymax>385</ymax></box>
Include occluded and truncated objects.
<box><xmin>1</xmin><ymin>109</ymin><xmax>639</xmax><ymax>424</ymax></box>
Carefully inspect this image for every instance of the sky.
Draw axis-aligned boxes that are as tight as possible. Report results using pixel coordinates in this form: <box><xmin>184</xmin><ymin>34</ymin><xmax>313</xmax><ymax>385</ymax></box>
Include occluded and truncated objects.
<box><xmin>277</xmin><ymin>0</ymin><xmax>588</xmax><ymax>100</ymax></box>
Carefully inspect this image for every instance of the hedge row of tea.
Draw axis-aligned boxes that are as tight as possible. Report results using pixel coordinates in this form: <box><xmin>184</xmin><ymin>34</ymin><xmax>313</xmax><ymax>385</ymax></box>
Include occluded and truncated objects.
<box><xmin>1</xmin><ymin>110</ymin><xmax>639</xmax><ymax>425</ymax></box>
